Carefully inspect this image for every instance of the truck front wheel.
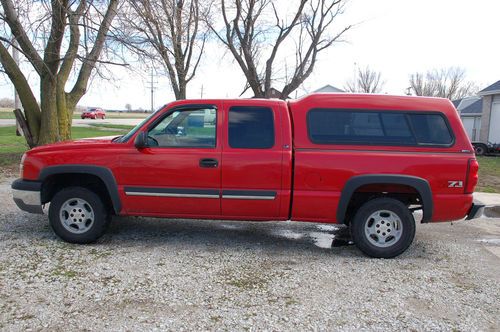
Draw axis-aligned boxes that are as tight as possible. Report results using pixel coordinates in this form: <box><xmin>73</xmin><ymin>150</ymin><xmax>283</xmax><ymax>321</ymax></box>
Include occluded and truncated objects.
<box><xmin>473</xmin><ymin>143</ymin><xmax>488</xmax><ymax>156</ymax></box>
<box><xmin>48</xmin><ymin>187</ymin><xmax>110</xmax><ymax>244</ymax></box>
<box><xmin>350</xmin><ymin>197</ymin><xmax>415</xmax><ymax>258</ymax></box>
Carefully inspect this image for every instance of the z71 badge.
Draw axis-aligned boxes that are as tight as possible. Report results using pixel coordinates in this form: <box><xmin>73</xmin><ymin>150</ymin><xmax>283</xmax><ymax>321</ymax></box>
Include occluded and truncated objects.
<box><xmin>448</xmin><ymin>181</ymin><xmax>463</xmax><ymax>188</ymax></box>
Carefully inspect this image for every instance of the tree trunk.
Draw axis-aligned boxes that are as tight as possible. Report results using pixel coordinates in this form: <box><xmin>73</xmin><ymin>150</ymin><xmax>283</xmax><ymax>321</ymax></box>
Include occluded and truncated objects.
<box><xmin>38</xmin><ymin>77</ymin><xmax>60</xmax><ymax>145</ymax></box>
<box><xmin>56</xmin><ymin>78</ymin><xmax>71</xmax><ymax>140</ymax></box>
<box><xmin>177</xmin><ymin>76</ymin><xmax>187</xmax><ymax>100</ymax></box>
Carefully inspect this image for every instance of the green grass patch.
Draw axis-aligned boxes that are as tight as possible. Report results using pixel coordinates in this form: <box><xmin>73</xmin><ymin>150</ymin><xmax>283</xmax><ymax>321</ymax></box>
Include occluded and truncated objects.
<box><xmin>0</xmin><ymin>112</ymin><xmax>15</xmax><ymax>119</ymax></box>
<box><xmin>476</xmin><ymin>156</ymin><xmax>500</xmax><ymax>193</ymax></box>
<box><xmin>0</xmin><ymin>126</ymin><xmax>126</xmax><ymax>172</ymax></box>
<box><xmin>66</xmin><ymin>126</ymin><xmax>125</xmax><ymax>139</ymax></box>
<box><xmin>0</xmin><ymin>126</ymin><xmax>29</xmax><ymax>154</ymax></box>
<box><xmin>87</xmin><ymin>123</ymin><xmax>135</xmax><ymax>130</ymax></box>
<box><xmin>477</xmin><ymin>156</ymin><xmax>500</xmax><ymax>174</ymax></box>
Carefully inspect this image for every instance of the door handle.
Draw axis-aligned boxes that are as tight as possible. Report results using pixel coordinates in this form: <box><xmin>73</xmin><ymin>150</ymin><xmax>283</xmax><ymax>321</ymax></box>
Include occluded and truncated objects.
<box><xmin>199</xmin><ymin>158</ymin><xmax>219</xmax><ymax>168</ymax></box>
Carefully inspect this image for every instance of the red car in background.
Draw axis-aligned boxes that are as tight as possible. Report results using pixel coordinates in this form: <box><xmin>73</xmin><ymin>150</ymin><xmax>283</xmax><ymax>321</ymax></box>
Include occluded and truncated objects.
<box><xmin>81</xmin><ymin>108</ymin><xmax>106</xmax><ymax>119</ymax></box>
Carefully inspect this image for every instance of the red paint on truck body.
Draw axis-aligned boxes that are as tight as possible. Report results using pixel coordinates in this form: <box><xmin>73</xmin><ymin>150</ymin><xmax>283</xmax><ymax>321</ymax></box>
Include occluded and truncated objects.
<box><xmin>21</xmin><ymin>94</ymin><xmax>477</xmax><ymax>223</ymax></box>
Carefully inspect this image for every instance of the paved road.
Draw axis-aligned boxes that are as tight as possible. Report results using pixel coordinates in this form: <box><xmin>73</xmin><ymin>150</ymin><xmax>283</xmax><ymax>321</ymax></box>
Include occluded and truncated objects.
<box><xmin>0</xmin><ymin>118</ymin><xmax>143</xmax><ymax>127</ymax></box>
<box><xmin>1</xmin><ymin>181</ymin><xmax>499</xmax><ymax>331</ymax></box>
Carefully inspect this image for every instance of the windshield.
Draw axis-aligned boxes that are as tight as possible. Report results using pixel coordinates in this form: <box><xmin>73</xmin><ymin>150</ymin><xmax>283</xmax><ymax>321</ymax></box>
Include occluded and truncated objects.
<box><xmin>115</xmin><ymin>105</ymin><xmax>167</xmax><ymax>143</ymax></box>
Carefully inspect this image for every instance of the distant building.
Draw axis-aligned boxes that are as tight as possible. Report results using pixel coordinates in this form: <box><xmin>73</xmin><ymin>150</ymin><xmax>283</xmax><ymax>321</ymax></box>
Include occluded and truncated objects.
<box><xmin>478</xmin><ymin>81</ymin><xmax>500</xmax><ymax>144</ymax></box>
<box><xmin>313</xmin><ymin>85</ymin><xmax>345</xmax><ymax>93</ymax></box>
<box><xmin>455</xmin><ymin>97</ymin><xmax>482</xmax><ymax>141</ymax></box>
<box><xmin>454</xmin><ymin>80</ymin><xmax>500</xmax><ymax>143</ymax></box>
<box><xmin>267</xmin><ymin>88</ymin><xmax>282</xmax><ymax>98</ymax></box>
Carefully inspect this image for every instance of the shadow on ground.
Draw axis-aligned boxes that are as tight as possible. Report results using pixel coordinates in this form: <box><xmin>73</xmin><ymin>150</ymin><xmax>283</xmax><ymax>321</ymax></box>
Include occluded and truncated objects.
<box><xmin>1</xmin><ymin>212</ymin><xmax>360</xmax><ymax>255</ymax></box>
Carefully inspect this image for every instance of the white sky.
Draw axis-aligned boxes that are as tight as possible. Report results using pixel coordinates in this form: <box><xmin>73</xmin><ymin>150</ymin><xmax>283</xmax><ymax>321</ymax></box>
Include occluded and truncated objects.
<box><xmin>1</xmin><ymin>0</ymin><xmax>499</xmax><ymax>109</ymax></box>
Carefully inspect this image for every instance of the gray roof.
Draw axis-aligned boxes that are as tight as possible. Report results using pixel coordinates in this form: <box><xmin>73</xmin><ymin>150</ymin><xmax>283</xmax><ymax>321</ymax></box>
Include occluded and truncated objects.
<box><xmin>454</xmin><ymin>96</ymin><xmax>480</xmax><ymax>111</ymax></box>
<box><xmin>313</xmin><ymin>84</ymin><xmax>344</xmax><ymax>93</ymax></box>
<box><xmin>452</xmin><ymin>99</ymin><xmax>462</xmax><ymax>108</ymax></box>
<box><xmin>460</xmin><ymin>99</ymin><xmax>483</xmax><ymax>115</ymax></box>
<box><xmin>479</xmin><ymin>80</ymin><xmax>500</xmax><ymax>95</ymax></box>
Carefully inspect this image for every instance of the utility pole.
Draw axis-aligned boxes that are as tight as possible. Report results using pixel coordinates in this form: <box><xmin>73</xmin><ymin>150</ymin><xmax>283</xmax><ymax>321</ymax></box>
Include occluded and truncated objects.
<box><xmin>147</xmin><ymin>64</ymin><xmax>157</xmax><ymax>113</ymax></box>
<box><xmin>200</xmin><ymin>84</ymin><xmax>204</xmax><ymax>98</ymax></box>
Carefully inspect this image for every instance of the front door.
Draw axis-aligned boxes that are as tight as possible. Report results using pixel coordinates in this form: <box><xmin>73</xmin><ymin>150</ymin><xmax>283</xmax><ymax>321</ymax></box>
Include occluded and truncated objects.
<box><xmin>220</xmin><ymin>101</ymin><xmax>285</xmax><ymax>219</ymax></box>
<box><xmin>120</xmin><ymin>104</ymin><xmax>221</xmax><ymax>217</ymax></box>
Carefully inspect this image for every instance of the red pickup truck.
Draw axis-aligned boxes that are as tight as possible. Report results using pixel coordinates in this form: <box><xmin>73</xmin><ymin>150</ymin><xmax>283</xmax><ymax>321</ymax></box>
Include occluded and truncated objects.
<box><xmin>12</xmin><ymin>94</ymin><xmax>483</xmax><ymax>258</ymax></box>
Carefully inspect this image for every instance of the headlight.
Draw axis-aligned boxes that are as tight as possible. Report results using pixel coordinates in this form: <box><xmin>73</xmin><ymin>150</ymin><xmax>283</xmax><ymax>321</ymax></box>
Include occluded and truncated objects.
<box><xmin>19</xmin><ymin>153</ymin><xmax>26</xmax><ymax>178</ymax></box>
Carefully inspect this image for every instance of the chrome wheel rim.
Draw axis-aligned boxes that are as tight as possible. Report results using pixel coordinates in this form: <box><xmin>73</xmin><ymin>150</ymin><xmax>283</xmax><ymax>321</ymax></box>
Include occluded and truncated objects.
<box><xmin>59</xmin><ymin>198</ymin><xmax>95</xmax><ymax>234</ymax></box>
<box><xmin>364</xmin><ymin>210</ymin><xmax>403</xmax><ymax>248</ymax></box>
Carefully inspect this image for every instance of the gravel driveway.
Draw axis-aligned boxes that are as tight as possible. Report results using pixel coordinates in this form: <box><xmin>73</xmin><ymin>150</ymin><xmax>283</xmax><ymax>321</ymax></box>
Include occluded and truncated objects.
<box><xmin>1</xmin><ymin>181</ymin><xmax>499</xmax><ymax>331</ymax></box>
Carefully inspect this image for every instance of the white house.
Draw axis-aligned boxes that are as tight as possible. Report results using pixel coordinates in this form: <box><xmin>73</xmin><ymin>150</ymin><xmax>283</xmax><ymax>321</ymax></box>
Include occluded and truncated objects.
<box><xmin>455</xmin><ymin>80</ymin><xmax>500</xmax><ymax>144</ymax></box>
<box><xmin>478</xmin><ymin>80</ymin><xmax>500</xmax><ymax>144</ymax></box>
<box><xmin>313</xmin><ymin>84</ymin><xmax>345</xmax><ymax>93</ymax></box>
<box><xmin>454</xmin><ymin>97</ymin><xmax>482</xmax><ymax>141</ymax></box>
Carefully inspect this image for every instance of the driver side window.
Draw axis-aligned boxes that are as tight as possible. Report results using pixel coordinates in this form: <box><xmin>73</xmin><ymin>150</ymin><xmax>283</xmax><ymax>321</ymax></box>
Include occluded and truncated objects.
<box><xmin>148</xmin><ymin>108</ymin><xmax>217</xmax><ymax>148</ymax></box>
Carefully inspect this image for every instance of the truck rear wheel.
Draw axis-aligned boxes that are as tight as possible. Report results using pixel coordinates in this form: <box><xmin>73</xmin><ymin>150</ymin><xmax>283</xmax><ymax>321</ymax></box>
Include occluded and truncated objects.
<box><xmin>48</xmin><ymin>187</ymin><xmax>110</xmax><ymax>244</ymax></box>
<box><xmin>350</xmin><ymin>197</ymin><xmax>415</xmax><ymax>258</ymax></box>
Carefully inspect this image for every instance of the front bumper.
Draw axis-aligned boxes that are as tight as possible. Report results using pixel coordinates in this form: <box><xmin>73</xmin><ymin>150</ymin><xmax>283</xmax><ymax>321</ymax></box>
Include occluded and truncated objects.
<box><xmin>465</xmin><ymin>203</ymin><xmax>485</xmax><ymax>220</ymax></box>
<box><xmin>11</xmin><ymin>179</ymin><xmax>43</xmax><ymax>214</ymax></box>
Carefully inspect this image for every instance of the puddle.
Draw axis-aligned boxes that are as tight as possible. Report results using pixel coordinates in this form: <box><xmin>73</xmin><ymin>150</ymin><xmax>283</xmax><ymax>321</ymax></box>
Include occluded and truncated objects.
<box><xmin>273</xmin><ymin>229</ymin><xmax>304</xmax><ymax>240</ymax></box>
<box><xmin>477</xmin><ymin>238</ymin><xmax>500</xmax><ymax>245</ymax></box>
<box><xmin>308</xmin><ymin>231</ymin><xmax>334</xmax><ymax>249</ymax></box>
<box><xmin>316</xmin><ymin>224</ymin><xmax>339</xmax><ymax>232</ymax></box>
<box><xmin>219</xmin><ymin>224</ymin><xmax>243</xmax><ymax>230</ymax></box>
<box><xmin>483</xmin><ymin>206</ymin><xmax>500</xmax><ymax>219</ymax></box>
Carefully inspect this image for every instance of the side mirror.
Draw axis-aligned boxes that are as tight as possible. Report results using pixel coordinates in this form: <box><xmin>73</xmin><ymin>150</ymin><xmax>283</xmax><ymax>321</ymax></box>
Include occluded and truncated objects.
<box><xmin>134</xmin><ymin>131</ymin><xmax>148</xmax><ymax>149</ymax></box>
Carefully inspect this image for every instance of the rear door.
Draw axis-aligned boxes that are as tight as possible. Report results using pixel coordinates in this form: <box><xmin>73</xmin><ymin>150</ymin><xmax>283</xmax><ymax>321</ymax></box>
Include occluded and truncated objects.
<box><xmin>220</xmin><ymin>101</ymin><xmax>285</xmax><ymax>219</ymax></box>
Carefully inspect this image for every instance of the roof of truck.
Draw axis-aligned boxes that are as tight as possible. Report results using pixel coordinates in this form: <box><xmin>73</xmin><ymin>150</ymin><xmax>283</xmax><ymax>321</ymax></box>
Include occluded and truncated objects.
<box><xmin>289</xmin><ymin>93</ymin><xmax>455</xmax><ymax>113</ymax></box>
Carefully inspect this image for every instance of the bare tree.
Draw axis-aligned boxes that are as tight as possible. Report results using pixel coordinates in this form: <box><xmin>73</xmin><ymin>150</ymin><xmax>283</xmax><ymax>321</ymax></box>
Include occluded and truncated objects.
<box><xmin>409</xmin><ymin>67</ymin><xmax>478</xmax><ymax>100</ymax></box>
<box><xmin>344</xmin><ymin>66</ymin><xmax>384</xmax><ymax>93</ymax></box>
<box><xmin>0</xmin><ymin>0</ymin><xmax>119</xmax><ymax>146</ymax></box>
<box><xmin>125</xmin><ymin>103</ymin><xmax>132</xmax><ymax>111</ymax></box>
<box><xmin>119</xmin><ymin>0</ymin><xmax>208</xmax><ymax>100</ymax></box>
<box><xmin>210</xmin><ymin>0</ymin><xmax>351</xmax><ymax>99</ymax></box>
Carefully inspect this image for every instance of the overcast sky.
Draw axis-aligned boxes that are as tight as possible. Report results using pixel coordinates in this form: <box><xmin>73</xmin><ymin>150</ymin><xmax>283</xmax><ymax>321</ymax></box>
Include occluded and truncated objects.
<box><xmin>1</xmin><ymin>0</ymin><xmax>499</xmax><ymax>110</ymax></box>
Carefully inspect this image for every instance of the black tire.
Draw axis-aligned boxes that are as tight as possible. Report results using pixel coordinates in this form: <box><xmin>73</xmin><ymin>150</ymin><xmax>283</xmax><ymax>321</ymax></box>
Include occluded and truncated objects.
<box><xmin>48</xmin><ymin>187</ymin><xmax>110</xmax><ymax>244</ymax></box>
<box><xmin>350</xmin><ymin>197</ymin><xmax>415</xmax><ymax>258</ymax></box>
<box><xmin>473</xmin><ymin>144</ymin><xmax>487</xmax><ymax>156</ymax></box>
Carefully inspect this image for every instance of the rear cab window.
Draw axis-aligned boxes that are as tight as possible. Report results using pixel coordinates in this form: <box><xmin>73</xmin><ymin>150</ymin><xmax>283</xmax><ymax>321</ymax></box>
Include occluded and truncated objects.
<box><xmin>228</xmin><ymin>106</ymin><xmax>275</xmax><ymax>149</ymax></box>
<box><xmin>307</xmin><ymin>109</ymin><xmax>454</xmax><ymax>147</ymax></box>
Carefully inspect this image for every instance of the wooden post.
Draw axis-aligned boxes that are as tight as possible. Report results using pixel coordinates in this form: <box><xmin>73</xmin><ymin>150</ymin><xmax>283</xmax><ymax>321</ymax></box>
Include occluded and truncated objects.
<box><xmin>13</xmin><ymin>109</ymin><xmax>35</xmax><ymax>149</ymax></box>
